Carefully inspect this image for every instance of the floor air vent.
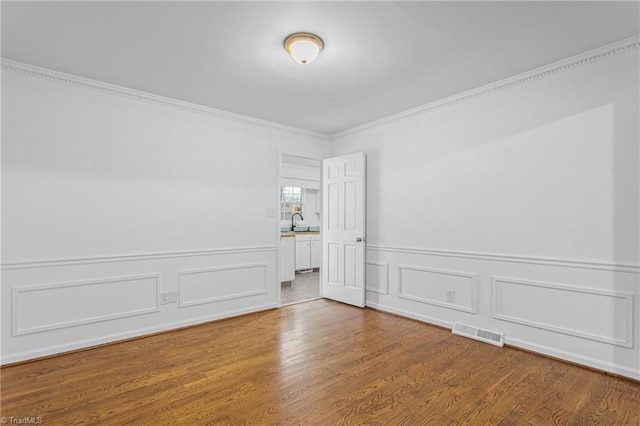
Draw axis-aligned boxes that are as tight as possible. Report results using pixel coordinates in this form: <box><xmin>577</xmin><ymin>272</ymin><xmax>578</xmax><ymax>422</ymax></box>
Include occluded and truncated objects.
<box><xmin>452</xmin><ymin>322</ymin><xmax>504</xmax><ymax>347</ymax></box>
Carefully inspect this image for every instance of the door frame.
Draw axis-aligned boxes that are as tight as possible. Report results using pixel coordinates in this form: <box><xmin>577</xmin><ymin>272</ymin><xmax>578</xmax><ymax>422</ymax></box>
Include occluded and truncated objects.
<box><xmin>276</xmin><ymin>150</ymin><xmax>324</xmax><ymax>307</ymax></box>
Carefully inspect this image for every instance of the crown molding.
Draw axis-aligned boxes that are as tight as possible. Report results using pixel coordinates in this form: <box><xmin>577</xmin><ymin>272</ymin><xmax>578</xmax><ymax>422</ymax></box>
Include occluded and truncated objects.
<box><xmin>3</xmin><ymin>35</ymin><xmax>638</xmax><ymax>142</ymax></box>
<box><xmin>330</xmin><ymin>35</ymin><xmax>640</xmax><ymax>140</ymax></box>
<box><xmin>0</xmin><ymin>59</ymin><xmax>330</xmax><ymax>140</ymax></box>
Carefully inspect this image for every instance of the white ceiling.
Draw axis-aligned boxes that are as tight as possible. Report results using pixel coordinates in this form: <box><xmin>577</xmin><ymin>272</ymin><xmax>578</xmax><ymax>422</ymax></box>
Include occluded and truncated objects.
<box><xmin>2</xmin><ymin>1</ymin><xmax>639</xmax><ymax>136</ymax></box>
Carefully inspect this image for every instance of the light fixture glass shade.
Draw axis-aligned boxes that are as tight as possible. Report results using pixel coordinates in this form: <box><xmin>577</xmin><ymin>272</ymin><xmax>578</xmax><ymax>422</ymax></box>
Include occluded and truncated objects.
<box><xmin>284</xmin><ymin>33</ymin><xmax>324</xmax><ymax>65</ymax></box>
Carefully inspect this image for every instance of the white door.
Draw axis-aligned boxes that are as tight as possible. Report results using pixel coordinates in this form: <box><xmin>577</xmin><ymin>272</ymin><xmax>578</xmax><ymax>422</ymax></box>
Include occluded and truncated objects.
<box><xmin>322</xmin><ymin>152</ymin><xmax>366</xmax><ymax>307</ymax></box>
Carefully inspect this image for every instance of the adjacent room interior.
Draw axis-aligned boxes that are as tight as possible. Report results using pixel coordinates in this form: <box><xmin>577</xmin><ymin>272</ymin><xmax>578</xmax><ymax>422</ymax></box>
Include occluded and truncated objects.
<box><xmin>1</xmin><ymin>1</ymin><xmax>639</xmax><ymax>423</ymax></box>
<box><xmin>279</xmin><ymin>154</ymin><xmax>322</xmax><ymax>305</ymax></box>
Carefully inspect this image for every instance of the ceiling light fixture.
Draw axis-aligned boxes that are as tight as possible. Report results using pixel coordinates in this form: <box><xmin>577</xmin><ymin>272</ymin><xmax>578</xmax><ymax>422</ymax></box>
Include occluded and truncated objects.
<box><xmin>284</xmin><ymin>32</ymin><xmax>324</xmax><ymax>65</ymax></box>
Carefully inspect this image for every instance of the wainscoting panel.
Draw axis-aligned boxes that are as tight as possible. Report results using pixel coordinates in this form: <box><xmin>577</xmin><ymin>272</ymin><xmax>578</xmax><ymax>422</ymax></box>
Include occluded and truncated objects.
<box><xmin>397</xmin><ymin>265</ymin><xmax>477</xmax><ymax>313</ymax></box>
<box><xmin>12</xmin><ymin>274</ymin><xmax>159</xmax><ymax>336</ymax></box>
<box><xmin>2</xmin><ymin>246</ymin><xmax>277</xmax><ymax>365</ymax></box>
<box><xmin>365</xmin><ymin>261</ymin><xmax>389</xmax><ymax>294</ymax></box>
<box><xmin>178</xmin><ymin>263</ymin><xmax>268</xmax><ymax>308</ymax></box>
<box><xmin>492</xmin><ymin>276</ymin><xmax>633</xmax><ymax>348</ymax></box>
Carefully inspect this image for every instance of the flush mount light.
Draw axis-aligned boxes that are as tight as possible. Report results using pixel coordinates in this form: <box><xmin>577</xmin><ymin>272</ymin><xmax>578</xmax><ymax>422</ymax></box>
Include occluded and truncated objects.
<box><xmin>284</xmin><ymin>32</ymin><xmax>324</xmax><ymax>65</ymax></box>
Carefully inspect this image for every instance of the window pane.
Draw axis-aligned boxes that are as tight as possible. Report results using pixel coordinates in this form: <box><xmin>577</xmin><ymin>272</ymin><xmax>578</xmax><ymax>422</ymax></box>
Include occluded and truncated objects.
<box><xmin>281</xmin><ymin>187</ymin><xmax>304</xmax><ymax>222</ymax></box>
<box><xmin>281</xmin><ymin>187</ymin><xmax>303</xmax><ymax>203</ymax></box>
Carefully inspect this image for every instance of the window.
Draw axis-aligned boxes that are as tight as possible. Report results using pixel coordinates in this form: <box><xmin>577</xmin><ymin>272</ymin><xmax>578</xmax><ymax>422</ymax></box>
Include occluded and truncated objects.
<box><xmin>281</xmin><ymin>186</ymin><xmax>303</xmax><ymax>221</ymax></box>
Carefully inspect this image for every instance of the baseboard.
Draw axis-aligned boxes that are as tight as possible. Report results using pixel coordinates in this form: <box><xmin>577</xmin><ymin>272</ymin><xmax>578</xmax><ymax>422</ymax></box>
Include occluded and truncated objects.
<box><xmin>365</xmin><ymin>301</ymin><xmax>453</xmax><ymax>329</ymax></box>
<box><xmin>1</xmin><ymin>303</ymin><xmax>277</xmax><ymax>366</ymax></box>
<box><xmin>366</xmin><ymin>300</ymin><xmax>639</xmax><ymax>381</ymax></box>
<box><xmin>505</xmin><ymin>336</ymin><xmax>640</xmax><ymax>381</ymax></box>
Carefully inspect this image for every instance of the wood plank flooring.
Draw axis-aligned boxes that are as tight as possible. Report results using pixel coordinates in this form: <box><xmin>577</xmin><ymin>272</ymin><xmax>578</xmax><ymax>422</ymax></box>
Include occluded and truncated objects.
<box><xmin>2</xmin><ymin>299</ymin><xmax>639</xmax><ymax>425</ymax></box>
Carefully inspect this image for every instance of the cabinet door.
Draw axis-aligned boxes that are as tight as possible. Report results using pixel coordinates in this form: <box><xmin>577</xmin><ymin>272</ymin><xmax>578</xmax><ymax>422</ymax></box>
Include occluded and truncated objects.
<box><xmin>310</xmin><ymin>239</ymin><xmax>321</xmax><ymax>269</ymax></box>
<box><xmin>280</xmin><ymin>237</ymin><xmax>295</xmax><ymax>282</ymax></box>
<box><xmin>295</xmin><ymin>240</ymin><xmax>311</xmax><ymax>270</ymax></box>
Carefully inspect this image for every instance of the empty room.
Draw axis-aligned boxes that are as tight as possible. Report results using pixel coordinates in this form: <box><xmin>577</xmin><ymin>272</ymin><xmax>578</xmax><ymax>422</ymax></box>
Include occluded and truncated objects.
<box><xmin>1</xmin><ymin>1</ymin><xmax>639</xmax><ymax>424</ymax></box>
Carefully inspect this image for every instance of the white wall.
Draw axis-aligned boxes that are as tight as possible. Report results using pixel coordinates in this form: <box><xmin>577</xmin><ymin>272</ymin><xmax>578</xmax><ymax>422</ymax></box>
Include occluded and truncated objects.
<box><xmin>1</xmin><ymin>65</ymin><xmax>330</xmax><ymax>363</ymax></box>
<box><xmin>281</xmin><ymin>161</ymin><xmax>321</xmax><ymax>190</ymax></box>
<box><xmin>332</xmin><ymin>45</ymin><xmax>640</xmax><ymax>378</ymax></box>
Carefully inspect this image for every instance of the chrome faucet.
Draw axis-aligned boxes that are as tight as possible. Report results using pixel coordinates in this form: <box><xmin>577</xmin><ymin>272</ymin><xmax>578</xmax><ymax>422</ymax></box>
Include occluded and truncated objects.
<box><xmin>291</xmin><ymin>212</ymin><xmax>304</xmax><ymax>231</ymax></box>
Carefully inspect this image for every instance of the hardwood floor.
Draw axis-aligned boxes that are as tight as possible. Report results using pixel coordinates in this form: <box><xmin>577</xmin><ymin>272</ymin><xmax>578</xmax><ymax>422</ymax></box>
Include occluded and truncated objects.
<box><xmin>2</xmin><ymin>299</ymin><xmax>639</xmax><ymax>425</ymax></box>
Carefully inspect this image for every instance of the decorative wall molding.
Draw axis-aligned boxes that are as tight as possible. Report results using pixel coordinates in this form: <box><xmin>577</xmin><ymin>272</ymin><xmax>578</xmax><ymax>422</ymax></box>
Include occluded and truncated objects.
<box><xmin>0</xmin><ymin>59</ymin><xmax>328</xmax><ymax>140</ymax></box>
<box><xmin>331</xmin><ymin>36</ymin><xmax>640</xmax><ymax>139</ymax></box>
<box><xmin>12</xmin><ymin>273</ymin><xmax>160</xmax><ymax>336</ymax></box>
<box><xmin>492</xmin><ymin>276</ymin><xmax>634</xmax><ymax>348</ymax></box>
<box><xmin>1</xmin><ymin>245</ymin><xmax>278</xmax><ymax>270</ymax></box>
<box><xmin>8</xmin><ymin>245</ymin><xmax>631</xmax><ymax>273</ymax></box>
<box><xmin>397</xmin><ymin>264</ymin><xmax>478</xmax><ymax>314</ymax></box>
<box><xmin>178</xmin><ymin>263</ymin><xmax>268</xmax><ymax>308</ymax></box>
<box><xmin>365</xmin><ymin>261</ymin><xmax>389</xmax><ymax>294</ymax></box>
<box><xmin>367</xmin><ymin>245</ymin><xmax>640</xmax><ymax>274</ymax></box>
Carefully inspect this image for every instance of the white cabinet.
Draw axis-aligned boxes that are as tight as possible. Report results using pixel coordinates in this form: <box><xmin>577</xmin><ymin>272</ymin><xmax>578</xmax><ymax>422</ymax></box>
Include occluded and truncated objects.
<box><xmin>280</xmin><ymin>236</ymin><xmax>295</xmax><ymax>282</ymax></box>
<box><xmin>295</xmin><ymin>235</ymin><xmax>311</xmax><ymax>270</ymax></box>
<box><xmin>295</xmin><ymin>234</ymin><xmax>320</xmax><ymax>271</ymax></box>
<box><xmin>310</xmin><ymin>239</ymin><xmax>321</xmax><ymax>269</ymax></box>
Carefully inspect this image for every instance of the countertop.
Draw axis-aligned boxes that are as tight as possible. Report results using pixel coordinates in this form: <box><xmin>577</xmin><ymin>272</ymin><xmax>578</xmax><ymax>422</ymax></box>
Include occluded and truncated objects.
<box><xmin>281</xmin><ymin>231</ymin><xmax>320</xmax><ymax>238</ymax></box>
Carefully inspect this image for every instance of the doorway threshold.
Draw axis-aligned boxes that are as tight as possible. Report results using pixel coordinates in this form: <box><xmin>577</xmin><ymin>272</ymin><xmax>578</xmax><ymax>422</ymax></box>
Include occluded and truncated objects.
<box><xmin>281</xmin><ymin>297</ymin><xmax>322</xmax><ymax>307</ymax></box>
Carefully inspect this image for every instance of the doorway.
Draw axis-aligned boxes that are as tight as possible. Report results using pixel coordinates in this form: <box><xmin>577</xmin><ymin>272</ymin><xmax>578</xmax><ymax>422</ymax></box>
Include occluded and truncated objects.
<box><xmin>279</xmin><ymin>154</ymin><xmax>322</xmax><ymax>305</ymax></box>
